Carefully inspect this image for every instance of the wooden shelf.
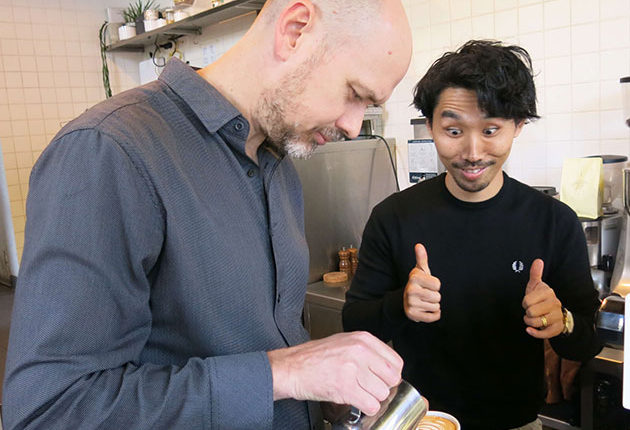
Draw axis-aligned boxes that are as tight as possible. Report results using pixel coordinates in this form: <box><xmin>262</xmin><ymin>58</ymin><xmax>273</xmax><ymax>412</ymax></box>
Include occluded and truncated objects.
<box><xmin>106</xmin><ymin>0</ymin><xmax>265</xmax><ymax>52</ymax></box>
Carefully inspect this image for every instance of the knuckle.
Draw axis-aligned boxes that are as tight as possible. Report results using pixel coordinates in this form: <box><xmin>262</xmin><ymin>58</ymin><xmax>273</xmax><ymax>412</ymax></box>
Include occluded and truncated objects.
<box><xmin>353</xmin><ymin>331</ymin><xmax>372</xmax><ymax>343</ymax></box>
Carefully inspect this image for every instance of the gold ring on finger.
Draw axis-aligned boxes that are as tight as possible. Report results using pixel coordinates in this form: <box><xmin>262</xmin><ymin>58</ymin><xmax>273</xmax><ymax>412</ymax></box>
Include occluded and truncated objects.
<box><xmin>540</xmin><ymin>315</ymin><xmax>548</xmax><ymax>328</ymax></box>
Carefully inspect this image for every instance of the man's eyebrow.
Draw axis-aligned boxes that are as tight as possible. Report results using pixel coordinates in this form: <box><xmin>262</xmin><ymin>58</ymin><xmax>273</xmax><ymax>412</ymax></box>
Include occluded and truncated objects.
<box><xmin>440</xmin><ymin>110</ymin><xmax>460</xmax><ymax>120</ymax></box>
<box><xmin>353</xmin><ymin>82</ymin><xmax>385</xmax><ymax>106</ymax></box>
<box><xmin>441</xmin><ymin>109</ymin><xmax>491</xmax><ymax>120</ymax></box>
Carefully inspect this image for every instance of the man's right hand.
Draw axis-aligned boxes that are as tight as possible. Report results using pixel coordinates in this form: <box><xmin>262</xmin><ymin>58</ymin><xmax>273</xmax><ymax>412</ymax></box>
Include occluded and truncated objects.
<box><xmin>267</xmin><ymin>331</ymin><xmax>403</xmax><ymax>416</ymax></box>
<box><xmin>403</xmin><ymin>243</ymin><xmax>441</xmax><ymax>323</ymax></box>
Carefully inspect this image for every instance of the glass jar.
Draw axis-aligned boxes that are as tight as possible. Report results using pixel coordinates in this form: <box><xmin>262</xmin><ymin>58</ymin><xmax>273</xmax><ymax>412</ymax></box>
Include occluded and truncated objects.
<box><xmin>144</xmin><ymin>9</ymin><xmax>159</xmax><ymax>21</ymax></box>
<box><xmin>164</xmin><ymin>8</ymin><xmax>175</xmax><ymax>24</ymax></box>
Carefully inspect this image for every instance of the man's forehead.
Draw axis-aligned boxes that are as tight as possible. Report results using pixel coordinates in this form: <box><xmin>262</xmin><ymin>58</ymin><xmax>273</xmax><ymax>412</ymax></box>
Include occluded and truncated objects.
<box><xmin>435</xmin><ymin>88</ymin><xmax>486</xmax><ymax>118</ymax></box>
<box><xmin>439</xmin><ymin>109</ymin><xmax>488</xmax><ymax>120</ymax></box>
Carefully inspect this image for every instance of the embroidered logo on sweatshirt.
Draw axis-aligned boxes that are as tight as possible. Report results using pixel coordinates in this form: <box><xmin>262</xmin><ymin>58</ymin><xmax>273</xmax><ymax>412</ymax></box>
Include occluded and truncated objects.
<box><xmin>512</xmin><ymin>260</ymin><xmax>524</xmax><ymax>273</ymax></box>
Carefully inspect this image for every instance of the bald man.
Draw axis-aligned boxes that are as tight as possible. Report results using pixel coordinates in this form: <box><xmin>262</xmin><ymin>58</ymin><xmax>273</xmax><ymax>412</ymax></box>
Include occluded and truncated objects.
<box><xmin>1</xmin><ymin>1</ymin><xmax>412</xmax><ymax>429</ymax></box>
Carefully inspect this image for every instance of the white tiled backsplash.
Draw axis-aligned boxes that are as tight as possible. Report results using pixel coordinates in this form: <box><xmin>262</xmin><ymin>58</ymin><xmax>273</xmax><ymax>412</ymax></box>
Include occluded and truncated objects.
<box><xmin>0</xmin><ymin>0</ymin><xmax>629</xmax><ymax>260</ymax></box>
<box><xmin>393</xmin><ymin>0</ymin><xmax>630</xmax><ymax>190</ymax></box>
<box><xmin>0</xmin><ymin>0</ymin><xmax>139</xmax><ymax>259</ymax></box>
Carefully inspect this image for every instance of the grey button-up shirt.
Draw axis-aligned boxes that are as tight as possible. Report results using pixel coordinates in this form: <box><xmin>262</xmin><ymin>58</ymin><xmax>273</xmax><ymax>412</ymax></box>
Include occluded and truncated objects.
<box><xmin>2</xmin><ymin>58</ymin><xmax>316</xmax><ymax>429</ymax></box>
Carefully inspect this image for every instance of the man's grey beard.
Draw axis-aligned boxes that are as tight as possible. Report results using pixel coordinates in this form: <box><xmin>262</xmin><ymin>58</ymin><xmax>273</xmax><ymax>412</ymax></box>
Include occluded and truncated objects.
<box><xmin>284</xmin><ymin>133</ymin><xmax>318</xmax><ymax>159</ymax></box>
<box><xmin>255</xmin><ymin>94</ymin><xmax>344</xmax><ymax>159</ymax></box>
<box><xmin>284</xmin><ymin>127</ymin><xmax>345</xmax><ymax>159</ymax></box>
<box><xmin>254</xmin><ymin>58</ymin><xmax>344</xmax><ymax>159</ymax></box>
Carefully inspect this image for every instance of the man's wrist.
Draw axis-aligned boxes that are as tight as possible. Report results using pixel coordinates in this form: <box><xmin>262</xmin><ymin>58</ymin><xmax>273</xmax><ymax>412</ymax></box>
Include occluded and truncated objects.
<box><xmin>267</xmin><ymin>348</ymin><xmax>293</xmax><ymax>401</ymax></box>
<box><xmin>561</xmin><ymin>307</ymin><xmax>574</xmax><ymax>335</ymax></box>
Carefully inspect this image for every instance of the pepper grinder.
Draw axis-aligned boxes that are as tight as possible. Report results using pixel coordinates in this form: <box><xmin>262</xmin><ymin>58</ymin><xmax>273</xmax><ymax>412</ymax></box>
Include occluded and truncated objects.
<box><xmin>338</xmin><ymin>247</ymin><xmax>352</xmax><ymax>278</ymax></box>
<box><xmin>348</xmin><ymin>245</ymin><xmax>359</xmax><ymax>277</ymax></box>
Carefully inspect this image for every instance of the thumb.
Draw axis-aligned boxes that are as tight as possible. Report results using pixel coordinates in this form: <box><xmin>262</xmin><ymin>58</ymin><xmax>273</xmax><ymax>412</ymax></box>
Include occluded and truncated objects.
<box><xmin>526</xmin><ymin>258</ymin><xmax>544</xmax><ymax>294</ymax></box>
<box><xmin>415</xmin><ymin>243</ymin><xmax>431</xmax><ymax>275</ymax></box>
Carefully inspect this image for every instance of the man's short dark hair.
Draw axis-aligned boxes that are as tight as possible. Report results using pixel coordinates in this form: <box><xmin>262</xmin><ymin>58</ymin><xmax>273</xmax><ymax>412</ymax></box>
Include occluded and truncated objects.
<box><xmin>413</xmin><ymin>40</ymin><xmax>540</xmax><ymax>124</ymax></box>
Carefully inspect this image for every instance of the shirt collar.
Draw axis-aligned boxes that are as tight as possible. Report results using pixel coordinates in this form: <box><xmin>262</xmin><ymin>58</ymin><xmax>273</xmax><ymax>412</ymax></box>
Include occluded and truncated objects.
<box><xmin>158</xmin><ymin>58</ymin><xmax>242</xmax><ymax>134</ymax></box>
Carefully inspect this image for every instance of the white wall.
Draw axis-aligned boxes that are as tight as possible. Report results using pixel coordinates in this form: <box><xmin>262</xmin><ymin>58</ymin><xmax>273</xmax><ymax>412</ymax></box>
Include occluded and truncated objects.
<box><xmin>1</xmin><ymin>0</ymin><xmax>630</xmax><ymax>258</ymax></box>
<box><xmin>392</xmin><ymin>0</ymin><xmax>630</xmax><ymax>190</ymax></box>
<box><xmin>147</xmin><ymin>0</ymin><xmax>630</xmax><ymax>191</ymax></box>
<box><xmin>0</xmin><ymin>0</ymin><xmax>141</xmax><ymax>258</ymax></box>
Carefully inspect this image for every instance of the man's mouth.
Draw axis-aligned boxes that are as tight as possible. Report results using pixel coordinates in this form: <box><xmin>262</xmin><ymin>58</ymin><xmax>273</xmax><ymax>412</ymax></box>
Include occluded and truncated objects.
<box><xmin>461</xmin><ymin>167</ymin><xmax>484</xmax><ymax>179</ymax></box>
<box><xmin>314</xmin><ymin>131</ymin><xmax>329</xmax><ymax>146</ymax></box>
<box><xmin>314</xmin><ymin>129</ymin><xmax>344</xmax><ymax>146</ymax></box>
<box><xmin>456</xmin><ymin>162</ymin><xmax>493</xmax><ymax>180</ymax></box>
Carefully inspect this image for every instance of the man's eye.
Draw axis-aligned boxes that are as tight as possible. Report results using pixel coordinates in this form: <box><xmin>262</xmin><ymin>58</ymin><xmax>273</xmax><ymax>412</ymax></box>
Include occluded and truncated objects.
<box><xmin>446</xmin><ymin>128</ymin><xmax>461</xmax><ymax>136</ymax></box>
<box><xmin>350</xmin><ymin>87</ymin><xmax>361</xmax><ymax>100</ymax></box>
<box><xmin>483</xmin><ymin>127</ymin><xmax>498</xmax><ymax>135</ymax></box>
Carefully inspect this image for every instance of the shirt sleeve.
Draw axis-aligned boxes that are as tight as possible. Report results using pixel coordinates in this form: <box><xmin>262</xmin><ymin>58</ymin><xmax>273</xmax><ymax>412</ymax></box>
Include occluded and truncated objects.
<box><xmin>547</xmin><ymin>204</ymin><xmax>603</xmax><ymax>362</ymax></box>
<box><xmin>342</xmin><ymin>202</ymin><xmax>409</xmax><ymax>341</ymax></box>
<box><xmin>1</xmin><ymin>129</ymin><xmax>274</xmax><ymax>430</ymax></box>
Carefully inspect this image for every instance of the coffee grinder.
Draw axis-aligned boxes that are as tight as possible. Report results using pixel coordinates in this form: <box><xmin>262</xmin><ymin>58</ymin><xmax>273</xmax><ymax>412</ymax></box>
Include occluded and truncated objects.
<box><xmin>600</xmin><ymin>77</ymin><xmax>630</xmax><ymax>348</ymax></box>
<box><xmin>610</xmin><ymin>77</ymin><xmax>630</xmax><ymax>298</ymax></box>
<box><xmin>582</xmin><ymin>156</ymin><xmax>626</xmax><ymax>298</ymax></box>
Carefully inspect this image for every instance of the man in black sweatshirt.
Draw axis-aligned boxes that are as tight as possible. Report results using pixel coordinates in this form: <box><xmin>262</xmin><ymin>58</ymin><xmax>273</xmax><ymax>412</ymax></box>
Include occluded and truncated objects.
<box><xmin>342</xmin><ymin>40</ymin><xmax>602</xmax><ymax>430</ymax></box>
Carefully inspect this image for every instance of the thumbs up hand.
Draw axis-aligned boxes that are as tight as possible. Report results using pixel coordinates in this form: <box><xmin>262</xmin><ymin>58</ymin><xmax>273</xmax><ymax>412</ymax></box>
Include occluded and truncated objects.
<box><xmin>522</xmin><ymin>259</ymin><xmax>564</xmax><ymax>338</ymax></box>
<box><xmin>403</xmin><ymin>244</ymin><xmax>441</xmax><ymax>323</ymax></box>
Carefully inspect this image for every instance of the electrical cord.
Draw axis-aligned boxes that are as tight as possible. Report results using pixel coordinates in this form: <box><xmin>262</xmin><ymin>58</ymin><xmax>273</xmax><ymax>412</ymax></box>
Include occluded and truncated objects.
<box><xmin>358</xmin><ymin>134</ymin><xmax>400</xmax><ymax>192</ymax></box>
<box><xmin>99</xmin><ymin>21</ymin><xmax>112</xmax><ymax>98</ymax></box>
<box><xmin>151</xmin><ymin>36</ymin><xmax>183</xmax><ymax>68</ymax></box>
<box><xmin>151</xmin><ymin>36</ymin><xmax>168</xmax><ymax>68</ymax></box>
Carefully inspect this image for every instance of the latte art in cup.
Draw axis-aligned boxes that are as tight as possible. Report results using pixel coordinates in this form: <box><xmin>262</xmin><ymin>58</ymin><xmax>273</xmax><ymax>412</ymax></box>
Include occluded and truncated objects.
<box><xmin>415</xmin><ymin>411</ymin><xmax>460</xmax><ymax>430</ymax></box>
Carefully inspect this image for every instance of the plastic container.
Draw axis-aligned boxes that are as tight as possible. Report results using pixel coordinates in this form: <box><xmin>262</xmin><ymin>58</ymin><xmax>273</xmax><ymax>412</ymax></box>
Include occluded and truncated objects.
<box><xmin>174</xmin><ymin>9</ymin><xmax>189</xmax><ymax>21</ymax></box>
<box><xmin>118</xmin><ymin>23</ymin><xmax>136</xmax><ymax>40</ymax></box>
<box><xmin>586</xmin><ymin>155</ymin><xmax>628</xmax><ymax>213</ymax></box>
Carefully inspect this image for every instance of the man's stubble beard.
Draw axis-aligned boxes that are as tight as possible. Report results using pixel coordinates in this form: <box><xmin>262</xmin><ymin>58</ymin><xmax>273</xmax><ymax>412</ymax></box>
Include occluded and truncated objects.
<box><xmin>254</xmin><ymin>52</ymin><xmax>344</xmax><ymax>159</ymax></box>
<box><xmin>449</xmin><ymin>160</ymin><xmax>496</xmax><ymax>193</ymax></box>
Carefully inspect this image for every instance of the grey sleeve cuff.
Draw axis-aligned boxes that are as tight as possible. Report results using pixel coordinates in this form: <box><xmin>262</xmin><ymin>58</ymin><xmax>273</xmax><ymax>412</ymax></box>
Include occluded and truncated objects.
<box><xmin>207</xmin><ymin>351</ymin><xmax>274</xmax><ymax>429</ymax></box>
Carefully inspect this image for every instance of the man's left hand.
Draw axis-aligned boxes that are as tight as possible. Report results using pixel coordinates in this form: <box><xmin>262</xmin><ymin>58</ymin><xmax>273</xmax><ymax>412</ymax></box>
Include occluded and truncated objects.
<box><xmin>522</xmin><ymin>258</ymin><xmax>564</xmax><ymax>338</ymax></box>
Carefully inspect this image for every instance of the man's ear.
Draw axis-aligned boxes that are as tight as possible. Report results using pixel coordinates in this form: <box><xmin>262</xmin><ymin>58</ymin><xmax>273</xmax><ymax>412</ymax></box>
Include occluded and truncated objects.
<box><xmin>274</xmin><ymin>1</ymin><xmax>316</xmax><ymax>61</ymax></box>
<box><xmin>513</xmin><ymin>119</ymin><xmax>526</xmax><ymax>138</ymax></box>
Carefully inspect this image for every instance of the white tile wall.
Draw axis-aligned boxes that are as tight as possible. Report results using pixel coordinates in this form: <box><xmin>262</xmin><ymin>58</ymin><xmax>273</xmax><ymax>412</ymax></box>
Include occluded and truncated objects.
<box><xmin>0</xmin><ymin>0</ymin><xmax>134</xmax><ymax>259</ymax></box>
<box><xmin>1</xmin><ymin>0</ymin><xmax>630</xmax><ymax>259</ymax></box>
<box><xmin>395</xmin><ymin>0</ymin><xmax>630</xmax><ymax>189</ymax></box>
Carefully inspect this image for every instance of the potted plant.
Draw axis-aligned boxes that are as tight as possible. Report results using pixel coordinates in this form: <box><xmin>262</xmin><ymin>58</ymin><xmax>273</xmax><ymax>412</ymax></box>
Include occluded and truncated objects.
<box><xmin>122</xmin><ymin>0</ymin><xmax>159</xmax><ymax>35</ymax></box>
<box><xmin>118</xmin><ymin>21</ymin><xmax>136</xmax><ymax>41</ymax></box>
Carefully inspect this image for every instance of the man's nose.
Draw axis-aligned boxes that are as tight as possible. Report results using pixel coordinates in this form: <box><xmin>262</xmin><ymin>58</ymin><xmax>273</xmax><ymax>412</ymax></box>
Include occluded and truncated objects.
<box><xmin>335</xmin><ymin>105</ymin><xmax>367</xmax><ymax>139</ymax></box>
<box><xmin>462</xmin><ymin>133</ymin><xmax>483</xmax><ymax>162</ymax></box>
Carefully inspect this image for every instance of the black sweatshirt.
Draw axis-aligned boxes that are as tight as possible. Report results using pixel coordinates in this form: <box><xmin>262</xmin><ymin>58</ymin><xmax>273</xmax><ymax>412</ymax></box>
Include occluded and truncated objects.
<box><xmin>343</xmin><ymin>173</ymin><xmax>602</xmax><ymax>430</ymax></box>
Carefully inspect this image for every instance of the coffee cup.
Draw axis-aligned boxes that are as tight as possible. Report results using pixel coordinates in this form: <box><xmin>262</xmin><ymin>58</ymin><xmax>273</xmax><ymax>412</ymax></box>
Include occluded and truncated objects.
<box><xmin>415</xmin><ymin>410</ymin><xmax>460</xmax><ymax>430</ymax></box>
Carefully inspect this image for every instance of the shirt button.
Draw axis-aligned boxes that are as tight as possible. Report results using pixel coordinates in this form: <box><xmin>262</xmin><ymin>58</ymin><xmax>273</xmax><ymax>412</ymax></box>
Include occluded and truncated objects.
<box><xmin>277</xmin><ymin>294</ymin><xmax>281</xmax><ymax>303</ymax></box>
<box><xmin>247</xmin><ymin>169</ymin><xmax>255</xmax><ymax>177</ymax></box>
<box><xmin>234</xmin><ymin>121</ymin><xmax>244</xmax><ymax>131</ymax></box>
